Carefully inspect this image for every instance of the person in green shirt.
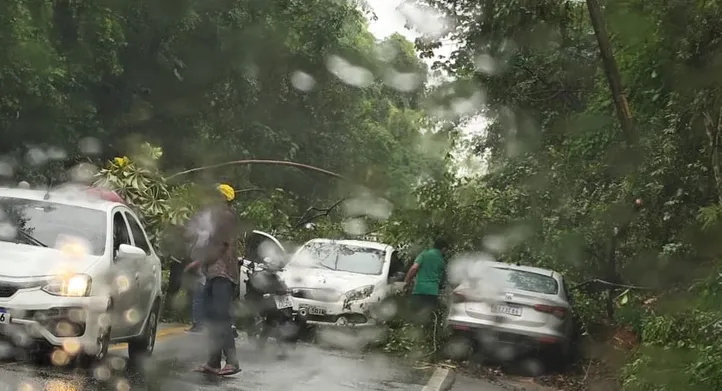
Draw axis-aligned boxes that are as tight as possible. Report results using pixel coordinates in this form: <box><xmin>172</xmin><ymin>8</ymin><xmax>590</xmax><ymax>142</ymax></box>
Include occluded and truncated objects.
<box><xmin>404</xmin><ymin>237</ymin><xmax>449</xmax><ymax>323</ymax></box>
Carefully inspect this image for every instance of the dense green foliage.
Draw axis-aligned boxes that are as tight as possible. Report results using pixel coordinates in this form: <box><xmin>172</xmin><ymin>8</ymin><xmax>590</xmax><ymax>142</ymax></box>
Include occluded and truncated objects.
<box><xmin>0</xmin><ymin>0</ymin><xmax>447</xmax><ymax>205</ymax></box>
<box><xmin>378</xmin><ymin>0</ymin><xmax>722</xmax><ymax>389</ymax></box>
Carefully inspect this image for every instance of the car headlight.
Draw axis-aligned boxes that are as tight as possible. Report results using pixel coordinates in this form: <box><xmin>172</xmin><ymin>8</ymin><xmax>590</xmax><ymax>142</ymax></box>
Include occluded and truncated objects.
<box><xmin>345</xmin><ymin>285</ymin><xmax>374</xmax><ymax>302</ymax></box>
<box><xmin>42</xmin><ymin>274</ymin><xmax>91</xmax><ymax>297</ymax></box>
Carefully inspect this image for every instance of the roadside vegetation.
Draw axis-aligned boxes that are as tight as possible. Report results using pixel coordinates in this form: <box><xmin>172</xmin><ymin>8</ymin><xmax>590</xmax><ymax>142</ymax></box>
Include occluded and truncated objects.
<box><xmin>2</xmin><ymin>0</ymin><xmax>722</xmax><ymax>390</ymax></box>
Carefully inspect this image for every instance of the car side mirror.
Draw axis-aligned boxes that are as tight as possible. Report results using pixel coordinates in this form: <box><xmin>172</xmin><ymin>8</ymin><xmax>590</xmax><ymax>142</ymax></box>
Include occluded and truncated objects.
<box><xmin>117</xmin><ymin>244</ymin><xmax>146</xmax><ymax>261</ymax></box>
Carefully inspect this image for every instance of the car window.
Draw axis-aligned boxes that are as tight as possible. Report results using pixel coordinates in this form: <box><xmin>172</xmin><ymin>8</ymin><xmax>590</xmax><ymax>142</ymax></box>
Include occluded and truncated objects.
<box><xmin>389</xmin><ymin>250</ymin><xmax>404</xmax><ymax>276</ymax></box>
<box><xmin>290</xmin><ymin>242</ymin><xmax>386</xmax><ymax>275</ymax></box>
<box><xmin>125</xmin><ymin>212</ymin><xmax>150</xmax><ymax>255</ymax></box>
<box><xmin>0</xmin><ymin>197</ymin><xmax>107</xmax><ymax>255</ymax></box>
<box><xmin>112</xmin><ymin>212</ymin><xmax>131</xmax><ymax>256</ymax></box>
<box><xmin>492</xmin><ymin>267</ymin><xmax>559</xmax><ymax>295</ymax></box>
<box><xmin>561</xmin><ymin>278</ymin><xmax>571</xmax><ymax>302</ymax></box>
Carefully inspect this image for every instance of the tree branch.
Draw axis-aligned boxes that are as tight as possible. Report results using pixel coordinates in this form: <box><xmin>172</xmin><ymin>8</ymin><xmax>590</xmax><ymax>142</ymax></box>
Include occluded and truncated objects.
<box><xmin>571</xmin><ymin>278</ymin><xmax>651</xmax><ymax>292</ymax></box>
<box><xmin>294</xmin><ymin>198</ymin><xmax>346</xmax><ymax>228</ymax></box>
<box><xmin>165</xmin><ymin>159</ymin><xmax>346</xmax><ymax>181</ymax></box>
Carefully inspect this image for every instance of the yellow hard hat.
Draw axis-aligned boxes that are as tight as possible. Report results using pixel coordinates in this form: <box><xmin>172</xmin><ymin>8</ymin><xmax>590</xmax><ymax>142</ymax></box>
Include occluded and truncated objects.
<box><xmin>217</xmin><ymin>183</ymin><xmax>235</xmax><ymax>201</ymax></box>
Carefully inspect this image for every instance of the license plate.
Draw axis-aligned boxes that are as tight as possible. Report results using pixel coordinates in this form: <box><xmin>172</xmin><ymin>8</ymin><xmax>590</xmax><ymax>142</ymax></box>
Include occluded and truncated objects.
<box><xmin>273</xmin><ymin>295</ymin><xmax>293</xmax><ymax>309</ymax></box>
<box><xmin>0</xmin><ymin>309</ymin><xmax>10</xmax><ymax>324</ymax></box>
<box><xmin>491</xmin><ymin>304</ymin><xmax>522</xmax><ymax>316</ymax></box>
<box><xmin>303</xmin><ymin>306</ymin><xmax>326</xmax><ymax>316</ymax></box>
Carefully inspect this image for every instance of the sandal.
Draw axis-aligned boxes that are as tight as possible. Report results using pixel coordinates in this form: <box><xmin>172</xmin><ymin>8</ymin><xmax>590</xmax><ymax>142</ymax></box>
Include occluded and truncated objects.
<box><xmin>193</xmin><ymin>364</ymin><xmax>219</xmax><ymax>374</ymax></box>
<box><xmin>217</xmin><ymin>364</ymin><xmax>241</xmax><ymax>376</ymax></box>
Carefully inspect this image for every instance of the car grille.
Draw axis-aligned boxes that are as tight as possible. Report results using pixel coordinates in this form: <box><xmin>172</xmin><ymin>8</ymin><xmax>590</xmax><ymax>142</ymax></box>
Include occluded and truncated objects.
<box><xmin>0</xmin><ymin>285</ymin><xmax>19</xmax><ymax>298</ymax></box>
<box><xmin>291</xmin><ymin>288</ymin><xmax>341</xmax><ymax>302</ymax></box>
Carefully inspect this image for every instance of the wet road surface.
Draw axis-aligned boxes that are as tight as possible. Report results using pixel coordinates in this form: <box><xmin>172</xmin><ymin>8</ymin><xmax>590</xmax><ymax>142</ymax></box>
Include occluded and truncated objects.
<box><xmin>0</xmin><ymin>325</ymin><xmax>465</xmax><ymax>391</ymax></box>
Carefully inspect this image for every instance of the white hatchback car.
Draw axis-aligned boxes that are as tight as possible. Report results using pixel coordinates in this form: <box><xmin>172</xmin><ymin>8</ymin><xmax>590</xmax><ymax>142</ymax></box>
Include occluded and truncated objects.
<box><xmin>240</xmin><ymin>232</ymin><xmax>407</xmax><ymax>327</ymax></box>
<box><xmin>0</xmin><ymin>187</ymin><xmax>162</xmax><ymax>365</ymax></box>
<box><xmin>446</xmin><ymin>261</ymin><xmax>574</xmax><ymax>363</ymax></box>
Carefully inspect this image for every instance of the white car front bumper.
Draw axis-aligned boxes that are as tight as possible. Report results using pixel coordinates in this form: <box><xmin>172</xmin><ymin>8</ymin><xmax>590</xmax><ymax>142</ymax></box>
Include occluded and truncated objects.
<box><xmin>0</xmin><ymin>288</ymin><xmax>110</xmax><ymax>352</ymax></box>
<box><xmin>291</xmin><ymin>296</ymin><xmax>378</xmax><ymax>328</ymax></box>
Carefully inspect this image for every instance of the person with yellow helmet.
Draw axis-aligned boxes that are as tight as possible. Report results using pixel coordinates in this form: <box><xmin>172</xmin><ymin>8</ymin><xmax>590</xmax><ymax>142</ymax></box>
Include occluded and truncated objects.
<box><xmin>184</xmin><ymin>183</ymin><xmax>243</xmax><ymax>376</ymax></box>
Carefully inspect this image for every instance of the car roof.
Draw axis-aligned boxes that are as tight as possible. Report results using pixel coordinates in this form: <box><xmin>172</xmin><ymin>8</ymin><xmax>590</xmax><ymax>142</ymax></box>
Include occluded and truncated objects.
<box><xmin>478</xmin><ymin>260</ymin><xmax>557</xmax><ymax>278</ymax></box>
<box><xmin>0</xmin><ymin>187</ymin><xmax>122</xmax><ymax>212</ymax></box>
<box><xmin>305</xmin><ymin>238</ymin><xmax>393</xmax><ymax>251</ymax></box>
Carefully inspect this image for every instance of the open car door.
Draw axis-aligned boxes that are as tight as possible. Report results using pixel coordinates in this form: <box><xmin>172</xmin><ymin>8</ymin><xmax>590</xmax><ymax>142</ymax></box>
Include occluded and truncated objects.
<box><xmin>238</xmin><ymin>230</ymin><xmax>288</xmax><ymax>299</ymax></box>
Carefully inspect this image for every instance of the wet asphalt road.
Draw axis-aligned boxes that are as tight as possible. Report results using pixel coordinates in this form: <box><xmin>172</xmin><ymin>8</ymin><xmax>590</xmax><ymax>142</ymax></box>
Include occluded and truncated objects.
<box><xmin>0</xmin><ymin>327</ymin><xmax>452</xmax><ymax>391</ymax></box>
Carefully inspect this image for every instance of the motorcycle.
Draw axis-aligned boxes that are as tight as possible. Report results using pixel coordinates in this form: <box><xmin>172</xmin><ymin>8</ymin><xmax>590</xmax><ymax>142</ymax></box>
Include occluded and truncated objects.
<box><xmin>239</xmin><ymin>257</ymin><xmax>305</xmax><ymax>352</ymax></box>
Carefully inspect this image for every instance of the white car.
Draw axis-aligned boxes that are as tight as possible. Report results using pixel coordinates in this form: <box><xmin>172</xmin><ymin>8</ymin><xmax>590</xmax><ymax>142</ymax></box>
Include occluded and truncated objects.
<box><xmin>0</xmin><ymin>187</ymin><xmax>162</xmax><ymax>365</ymax></box>
<box><xmin>446</xmin><ymin>261</ymin><xmax>574</xmax><ymax>363</ymax></box>
<box><xmin>241</xmin><ymin>232</ymin><xmax>407</xmax><ymax>327</ymax></box>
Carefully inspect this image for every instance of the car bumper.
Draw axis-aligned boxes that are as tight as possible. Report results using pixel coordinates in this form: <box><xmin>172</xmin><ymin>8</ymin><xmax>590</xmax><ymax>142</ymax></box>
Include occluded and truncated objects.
<box><xmin>292</xmin><ymin>297</ymin><xmax>377</xmax><ymax>328</ymax></box>
<box><xmin>446</xmin><ymin>313</ymin><xmax>568</xmax><ymax>347</ymax></box>
<box><xmin>0</xmin><ymin>289</ymin><xmax>110</xmax><ymax>350</ymax></box>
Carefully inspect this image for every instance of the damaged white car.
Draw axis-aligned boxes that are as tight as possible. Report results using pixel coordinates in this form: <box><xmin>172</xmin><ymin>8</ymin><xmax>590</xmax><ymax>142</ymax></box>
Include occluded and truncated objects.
<box><xmin>242</xmin><ymin>232</ymin><xmax>406</xmax><ymax>328</ymax></box>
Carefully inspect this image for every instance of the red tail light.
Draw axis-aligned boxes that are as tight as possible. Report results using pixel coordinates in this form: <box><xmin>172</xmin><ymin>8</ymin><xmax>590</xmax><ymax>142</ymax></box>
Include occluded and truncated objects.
<box><xmin>451</xmin><ymin>291</ymin><xmax>468</xmax><ymax>303</ymax></box>
<box><xmin>533</xmin><ymin>304</ymin><xmax>567</xmax><ymax>319</ymax></box>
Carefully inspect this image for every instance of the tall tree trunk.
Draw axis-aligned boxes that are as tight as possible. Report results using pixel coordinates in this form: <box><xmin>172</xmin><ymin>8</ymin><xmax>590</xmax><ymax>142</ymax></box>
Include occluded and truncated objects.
<box><xmin>586</xmin><ymin>0</ymin><xmax>637</xmax><ymax>320</ymax></box>
<box><xmin>586</xmin><ymin>0</ymin><xmax>635</xmax><ymax>145</ymax></box>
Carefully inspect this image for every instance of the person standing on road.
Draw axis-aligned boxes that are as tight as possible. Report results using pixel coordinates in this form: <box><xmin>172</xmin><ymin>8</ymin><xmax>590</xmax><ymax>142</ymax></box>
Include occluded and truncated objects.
<box><xmin>404</xmin><ymin>237</ymin><xmax>449</xmax><ymax>324</ymax></box>
<box><xmin>185</xmin><ymin>183</ymin><xmax>244</xmax><ymax>376</ymax></box>
<box><xmin>184</xmin><ymin>262</ymin><xmax>206</xmax><ymax>333</ymax></box>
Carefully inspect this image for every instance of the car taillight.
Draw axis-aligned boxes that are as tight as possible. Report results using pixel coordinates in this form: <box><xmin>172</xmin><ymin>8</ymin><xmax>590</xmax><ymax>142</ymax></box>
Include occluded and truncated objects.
<box><xmin>451</xmin><ymin>291</ymin><xmax>467</xmax><ymax>303</ymax></box>
<box><xmin>533</xmin><ymin>304</ymin><xmax>567</xmax><ymax>319</ymax></box>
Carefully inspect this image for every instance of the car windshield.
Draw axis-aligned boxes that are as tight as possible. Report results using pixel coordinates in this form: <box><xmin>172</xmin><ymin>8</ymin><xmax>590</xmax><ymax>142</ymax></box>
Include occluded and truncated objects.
<box><xmin>0</xmin><ymin>197</ymin><xmax>107</xmax><ymax>256</ymax></box>
<box><xmin>492</xmin><ymin>268</ymin><xmax>559</xmax><ymax>295</ymax></box>
<box><xmin>289</xmin><ymin>242</ymin><xmax>386</xmax><ymax>275</ymax></box>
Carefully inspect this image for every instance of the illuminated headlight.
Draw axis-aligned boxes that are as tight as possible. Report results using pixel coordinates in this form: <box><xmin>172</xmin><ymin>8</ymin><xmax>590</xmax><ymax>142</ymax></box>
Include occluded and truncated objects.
<box><xmin>345</xmin><ymin>285</ymin><xmax>374</xmax><ymax>302</ymax></box>
<box><xmin>42</xmin><ymin>274</ymin><xmax>92</xmax><ymax>297</ymax></box>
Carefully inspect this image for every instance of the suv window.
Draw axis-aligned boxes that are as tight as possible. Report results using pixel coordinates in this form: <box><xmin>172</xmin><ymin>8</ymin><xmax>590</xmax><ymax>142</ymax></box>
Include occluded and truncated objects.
<box><xmin>112</xmin><ymin>212</ymin><xmax>131</xmax><ymax>256</ymax></box>
<box><xmin>126</xmin><ymin>213</ymin><xmax>150</xmax><ymax>255</ymax></box>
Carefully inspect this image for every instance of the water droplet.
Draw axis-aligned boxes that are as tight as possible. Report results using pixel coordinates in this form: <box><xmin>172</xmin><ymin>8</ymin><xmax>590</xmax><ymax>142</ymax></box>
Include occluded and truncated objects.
<box><xmin>62</xmin><ymin>339</ymin><xmax>81</xmax><ymax>355</ymax></box>
<box><xmin>116</xmin><ymin>275</ymin><xmax>130</xmax><ymax>293</ymax></box>
<box><xmin>50</xmin><ymin>349</ymin><xmax>70</xmax><ymax>366</ymax></box>
<box><xmin>79</xmin><ymin>137</ymin><xmax>102</xmax><ymax>155</ymax></box>
<box><xmin>473</xmin><ymin>54</ymin><xmax>497</xmax><ymax>74</ymax></box>
<box><xmin>68</xmin><ymin>163</ymin><xmax>98</xmax><ymax>184</ymax></box>
<box><xmin>0</xmin><ymin>223</ymin><xmax>17</xmax><ymax>241</ymax></box>
<box><xmin>94</xmin><ymin>365</ymin><xmax>112</xmax><ymax>381</ymax></box>
<box><xmin>326</xmin><ymin>55</ymin><xmax>373</xmax><ymax>88</ymax></box>
<box><xmin>396</xmin><ymin>3</ymin><xmax>453</xmax><ymax>39</ymax></box>
<box><xmin>109</xmin><ymin>356</ymin><xmax>126</xmax><ymax>371</ymax></box>
<box><xmin>342</xmin><ymin>218</ymin><xmax>367</xmax><ymax>235</ymax></box>
<box><xmin>291</xmin><ymin>71</ymin><xmax>316</xmax><ymax>91</ymax></box>
<box><xmin>124</xmin><ymin>308</ymin><xmax>141</xmax><ymax>325</ymax></box>
<box><xmin>383</xmin><ymin>69</ymin><xmax>422</xmax><ymax>92</ymax></box>
<box><xmin>25</xmin><ymin>147</ymin><xmax>48</xmax><ymax>166</ymax></box>
<box><xmin>47</xmin><ymin>146</ymin><xmax>67</xmax><ymax>160</ymax></box>
<box><xmin>116</xmin><ymin>379</ymin><xmax>131</xmax><ymax>391</ymax></box>
<box><xmin>0</xmin><ymin>162</ymin><xmax>13</xmax><ymax>177</ymax></box>
<box><xmin>375</xmin><ymin>42</ymin><xmax>398</xmax><ymax>63</ymax></box>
